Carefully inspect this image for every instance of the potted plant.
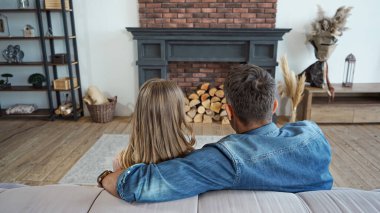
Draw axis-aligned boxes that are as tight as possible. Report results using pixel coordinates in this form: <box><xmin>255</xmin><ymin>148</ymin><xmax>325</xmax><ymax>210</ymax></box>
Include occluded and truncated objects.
<box><xmin>0</xmin><ymin>73</ymin><xmax>13</xmax><ymax>89</ymax></box>
<box><xmin>28</xmin><ymin>73</ymin><xmax>46</xmax><ymax>88</ymax></box>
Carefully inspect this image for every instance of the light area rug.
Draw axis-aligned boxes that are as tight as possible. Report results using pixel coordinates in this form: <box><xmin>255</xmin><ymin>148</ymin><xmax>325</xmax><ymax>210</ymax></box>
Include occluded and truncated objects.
<box><xmin>59</xmin><ymin>134</ymin><xmax>225</xmax><ymax>185</ymax></box>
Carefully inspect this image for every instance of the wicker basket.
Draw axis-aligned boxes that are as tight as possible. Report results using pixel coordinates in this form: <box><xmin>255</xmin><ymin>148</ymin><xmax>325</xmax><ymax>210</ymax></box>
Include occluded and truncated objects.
<box><xmin>85</xmin><ymin>96</ymin><xmax>117</xmax><ymax>123</ymax></box>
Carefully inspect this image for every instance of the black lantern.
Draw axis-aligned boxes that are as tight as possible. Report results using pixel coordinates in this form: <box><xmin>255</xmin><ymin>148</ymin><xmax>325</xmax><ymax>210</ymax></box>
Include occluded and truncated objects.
<box><xmin>342</xmin><ymin>53</ymin><xmax>356</xmax><ymax>87</ymax></box>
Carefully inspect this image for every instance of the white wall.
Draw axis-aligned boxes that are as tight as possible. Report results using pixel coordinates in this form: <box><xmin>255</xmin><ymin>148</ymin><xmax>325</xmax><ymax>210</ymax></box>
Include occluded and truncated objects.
<box><xmin>275</xmin><ymin>0</ymin><xmax>380</xmax><ymax>115</ymax></box>
<box><xmin>74</xmin><ymin>0</ymin><xmax>139</xmax><ymax>115</ymax></box>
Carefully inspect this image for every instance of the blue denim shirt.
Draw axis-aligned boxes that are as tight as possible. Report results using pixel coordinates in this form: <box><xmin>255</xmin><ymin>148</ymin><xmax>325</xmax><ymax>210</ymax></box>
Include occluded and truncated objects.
<box><xmin>117</xmin><ymin>121</ymin><xmax>333</xmax><ymax>202</ymax></box>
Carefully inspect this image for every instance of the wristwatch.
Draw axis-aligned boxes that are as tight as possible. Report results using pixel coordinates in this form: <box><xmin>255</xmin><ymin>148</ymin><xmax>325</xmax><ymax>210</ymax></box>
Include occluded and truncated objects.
<box><xmin>97</xmin><ymin>170</ymin><xmax>113</xmax><ymax>188</ymax></box>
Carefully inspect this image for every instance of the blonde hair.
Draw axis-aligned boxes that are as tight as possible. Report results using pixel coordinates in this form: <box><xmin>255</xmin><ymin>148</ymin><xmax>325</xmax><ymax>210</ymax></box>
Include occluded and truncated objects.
<box><xmin>118</xmin><ymin>79</ymin><xmax>195</xmax><ymax>169</ymax></box>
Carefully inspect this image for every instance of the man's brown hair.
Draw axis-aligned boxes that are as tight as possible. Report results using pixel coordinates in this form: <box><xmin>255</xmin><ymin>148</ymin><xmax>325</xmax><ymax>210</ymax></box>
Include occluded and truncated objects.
<box><xmin>224</xmin><ymin>64</ymin><xmax>275</xmax><ymax>124</ymax></box>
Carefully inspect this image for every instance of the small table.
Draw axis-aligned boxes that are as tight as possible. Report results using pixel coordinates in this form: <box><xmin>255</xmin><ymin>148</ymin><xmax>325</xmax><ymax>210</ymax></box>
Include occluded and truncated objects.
<box><xmin>297</xmin><ymin>83</ymin><xmax>380</xmax><ymax>123</ymax></box>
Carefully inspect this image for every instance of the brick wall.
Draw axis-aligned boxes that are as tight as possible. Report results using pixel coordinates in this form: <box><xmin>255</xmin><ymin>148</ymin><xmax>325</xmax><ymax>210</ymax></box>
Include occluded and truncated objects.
<box><xmin>138</xmin><ymin>0</ymin><xmax>278</xmax><ymax>90</ymax></box>
<box><xmin>139</xmin><ymin>0</ymin><xmax>277</xmax><ymax>29</ymax></box>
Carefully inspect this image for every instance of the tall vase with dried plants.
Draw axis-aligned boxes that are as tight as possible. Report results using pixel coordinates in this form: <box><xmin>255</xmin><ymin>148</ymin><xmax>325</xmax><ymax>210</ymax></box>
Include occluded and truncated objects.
<box><xmin>278</xmin><ymin>56</ymin><xmax>306</xmax><ymax>123</ymax></box>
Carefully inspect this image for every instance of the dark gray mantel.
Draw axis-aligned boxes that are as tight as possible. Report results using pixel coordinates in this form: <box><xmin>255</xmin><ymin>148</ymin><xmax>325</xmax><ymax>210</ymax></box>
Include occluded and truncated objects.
<box><xmin>126</xmin><ymin>28</ymin><xmax>291</xmax><ymax>86</ymax></box>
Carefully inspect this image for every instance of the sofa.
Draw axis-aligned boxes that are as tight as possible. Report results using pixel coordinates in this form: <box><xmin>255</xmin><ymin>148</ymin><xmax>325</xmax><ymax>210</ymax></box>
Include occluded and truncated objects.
<box><xmin>0</xmin><ymin>184</ymin><xmax>380</xmax><ymax>213</ymax></box>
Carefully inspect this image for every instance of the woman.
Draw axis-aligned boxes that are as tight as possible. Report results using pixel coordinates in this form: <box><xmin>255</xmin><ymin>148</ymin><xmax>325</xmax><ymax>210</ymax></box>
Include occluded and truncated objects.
<box><xmin>113</xmin><ymin>79</ymin><xmax>195</xmax><ymax>171</ymax></box>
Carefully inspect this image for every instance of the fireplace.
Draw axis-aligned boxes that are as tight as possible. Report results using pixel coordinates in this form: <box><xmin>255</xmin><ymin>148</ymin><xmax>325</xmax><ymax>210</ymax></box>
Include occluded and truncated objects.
<box><xmin>127</xmin><ymin>27</ymin><xmax>290</xmax><ymax>89</ymax></box>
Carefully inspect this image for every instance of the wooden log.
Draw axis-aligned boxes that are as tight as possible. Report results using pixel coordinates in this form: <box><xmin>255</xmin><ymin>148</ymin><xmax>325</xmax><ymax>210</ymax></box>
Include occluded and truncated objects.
<box><xmin>210</xmin><ymin>102</ymin><xmax>222</xmax><ymax>113</ymax></box>
<box><xmin>187</xmin><ymin>108</ymin><xmax>197</xmax><ymax>118</ymax></box>
<box><xmin>196</xmin><ymin>89</ymin><xmax>206</xmax><ymax>96</ymax></box>
<box><xmin>184</xmin><ymin>98</ymin><xmax>190</xmax><ymax>105</ymax></box>
<box><xmin>205</xmin><ymin>109</ymin><xmax>214</xmax><ymax>116</ymax></box>
<box><xmin>222</xmin><ymin>117</ymin><xmax>230</xmax><ymax>125</ymax></box>
<box><xmin>201</xmin><ymin>99</ymin><xmax>211</xmax><ymax>109</ymax></box>
<box><xmin>185</xmin><ymin>115</ymin><xmax>193</xmax><ymax>123</ymax></box>
<box><xmin>221</xmin><ymin>97</ymin><xmax>227</xmax><ymax>104</ymax></box>
<box><xmin>197</xmin><ymin>106</ymin><xmax>206</xmax><ymax>114</ymax></box>
<box><xmin>184</xmin><ymin>105</ymin><xmax>191</xmax><ymax>113</ymax></box>
<box><xmin>220</xmin><ymin>110</ymin><xmax>227</xmax><ymax>117</ymax></box>
<box><xmin>194</xmin><ymin>114</ymin><xmax>203</xmax><ymax>123</ymax></box>
<box><xmin>221</xmin><ymin>103</ymin><xmax>227</xmax><ymax>110</ymax></box>
<box><xmin>209</xmin><ymin>88</ymin><xmax>217</xmax><ymax>96</ymax></box>
<box><xmin>203</xmin><ymin>115</ymin><xmax>213</xmax><ymax>123</ymax></box>
<box><xmin>201</xmin><ymin>93</ymin><xmax>210</xmax><ymax>102</ymax></box>
<box><xmin>188</xmin><ymin>93</ymin><xmax>199</xmax><ymax>100</ymax></box>
<box><xmin>200</xmin><ymin>82</ymin><xmax>210</xmax><ymax>91</ymax></box>
<box><xmin>219</xmin><ymin>84</ymin><xmax>224</xmax><ymax>90</ymax></box>
<box><xmin>210</xmin><ymin>97</ymin><xmax>221</xmax><ymax>103</ymax></box>
<box><xmin>215</xmin><ymin>90</ymin><xmax>224</xmax><ymax>98</ymax></box>
<box><xmin>189</xmin><ymin>99</ymin><xmax>200</xmax><ymax>108</ymax></box>
<box><xmin>212</xmin><ymin>114</ymin><xmax>221</xmax><ymax>121</ymax></box>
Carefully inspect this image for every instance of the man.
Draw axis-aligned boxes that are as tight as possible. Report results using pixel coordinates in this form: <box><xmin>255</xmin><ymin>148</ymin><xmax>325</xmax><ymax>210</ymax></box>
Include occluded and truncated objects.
<box><xmin>100</xmin><ymin>64</ymin><xmax>333</xmax><ymax>202</ymax></box>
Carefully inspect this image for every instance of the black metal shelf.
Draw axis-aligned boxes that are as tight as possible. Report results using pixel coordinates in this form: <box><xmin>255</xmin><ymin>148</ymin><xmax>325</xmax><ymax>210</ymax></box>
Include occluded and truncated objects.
<box><xmin>0</xmin><ymin>36</ymin><xmax>76</xmax><ymax>40</ymax></box>
<box><xmin>0</xmin><ymin>0</ymin><xmax>83</xmax><ymax>121</ymax></box>
<box><xmin>0</xmin><ymin>61</ymin><xmax>78</xmax><ymax>66</ymax></box>
<box><xmin>0</xmin><ymin>9</ymin><xmax>72</xmax><ymax>12</ymax></box>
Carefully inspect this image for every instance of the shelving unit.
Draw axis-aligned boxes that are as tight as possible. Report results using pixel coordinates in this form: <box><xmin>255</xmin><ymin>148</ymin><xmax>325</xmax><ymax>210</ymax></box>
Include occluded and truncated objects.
<box><xmin>0</xmin><ymin>0</ymin><xmax>83</xmax><ymax>120</ymax></box>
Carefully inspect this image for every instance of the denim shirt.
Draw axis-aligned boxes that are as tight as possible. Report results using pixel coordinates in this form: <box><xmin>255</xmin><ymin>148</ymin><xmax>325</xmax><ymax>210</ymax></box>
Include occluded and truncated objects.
<box><xmin>117</xmin><ymin>121</ymin><xmax>333</xmax><ymax>202</ymax></box>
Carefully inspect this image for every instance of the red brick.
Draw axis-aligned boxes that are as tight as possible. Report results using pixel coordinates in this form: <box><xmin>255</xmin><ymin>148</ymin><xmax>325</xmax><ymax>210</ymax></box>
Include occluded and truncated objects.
<box><xmin>170</xmin><ymin>0</ymin><xmax>185</xmax><ymax>2</ymax></box>
<box><xmin>249</xmin><ymin>8</ymin><xmax>265</xmax><ymax>13</ymax></box>
<box><xmin>186</xmin><ymin>78</ymin><xmax>200</xmax><ymax>82</ymax></box>
<box><xmin>241</xmin><ymin>13</ymin><xmax>256</xmax><ymax>18</ymax></box>
<box><xmin>140</xmin><ymin>19</ymin><xmax>155</xmax><ymax>24</ymax></box>
<box><xmin>209</xmin><ymin>3</ymin><xmax>225</xmax><ymax>7</ymax></box>
<box><xmin>193</xmin><ymin>13</ymin><xmax>209</xmax><ymax>18</ymax></box>
<box><xmin>146</xmin><ymin>3</ymin><xmax>161</xmax><ymax>7</ymax></box>
<box><xmin>216</xmin><ymin>0</ymin><xmax>233</xmax><ymax>2</ymax></box>
<box><xmin>185</xmin><ymin>0</ymin><xmax>202</xmax><ymax>2</ymax></box>
<box><xmin>242</xmin><ymin>23</ymin><xmax>257</xmax><ymax>28</ymax></box>
<box><xmin>234</xmin><ymin>18</ymin><xmax>249</xmax><ymax>24</ymax></box>
<box><xmin>168</xmin><ymin>63</ymin><xmax>178</xmax><ymax>68</ymax></box>
<box><xmin>241</xmin><ymin>3</ymin><xmax>257</xmax><ymax>7</ymax></box>
<box><xmin>139</xmin><ymin>8</ymin><xmax>154</xmax><ymax>13</ymax></box>
<box><xmin>203</xmin><ymin>0</ymin><xmax>217</xmax><ymax>2</ymax></box>
<box><xmin>200</xmin><ymin>68</ymin><xmax>214</xmax><ymax>73</ymax></box>
<box><xmin>225</xmin><ymin>3</ymin><xmax>241</xmax><ymax>7</ymax></box>
<box><xmin>207</xmin><ymin>63</ymin><xmax>222</xmax><ymax>68</ymax></box>
<box><xmin>187</xmin><ymin>18</ymin><xmax>202</xmax><ymax>23</ymax></box>
<box><xmin>171</xmin><ymin>77</ymin><xmax>185</xmax><ymax>82</ymax></box>
<box><xmin>171</xmin><ymin>18</ymin><xmax>187</xmax><ymax>23</ymax></box>
<box><xmin>147</xmin><ymin>23</ymin><xmax>163</xmax><ymax>28</ymax></box>
<box><xmin>256</xmin><ymin>23</ymin><xmax>272</xmax><ymax>28</ymax></box>
<box><xmin>177</xmin><ymin>23</ymin><xmax>194</xmax><ymax>27</ymax></box>
<box><xmin>140</xmin><ymin>23</ymin><xmax>147</xmax><ymax>28</ymax></box>
<box><xmin>177</xmin><ymin>3</ymin><xmax>194</xmax><ymax>7</ymax></box>
<box><xmin>192</xmin><ymin>63</ymin><xmax>207</xmax><ymax>68</ymax></box>
<box><xmin>170</xmin><ymin>8</ymin><xmax>186</xmax><ymax>13</ymax></box>
<box><xmin>209</xmin><ymin>13</ymin><xmax>225</xmax><ymax>18</ymax></box>
<box><xmin>161</xmin><ymin>3</ymin><xmax>177</xmax><ymax>7</ymax></box>
<box><xmin>218</xmin><ymin>18</ymin><xmax>234</xmax><ymax>24</ymax></box>
<box><xmin>200</xmin><ymin>18</ymin><xmax>218</xmax><ymax>23</ymax></box>
<box><xmin>146</xmin><ymin>13</ymin><xmax>163</xmax><ymax>18</ymax></box>
<box><xmin>250</xmin><ymin>18</ymin><xmax>265</xmax><ymax>23</ymax></box>
<box><xmin>233</xmin><ymin>8</ymin><xmax>248</xmax><ymax>13</ymax></box>
<box><xmin>217</xmin><ymin>8</ymin><xmax>232</xmax><ymax>13</ymax></box>
<box><xmin>225</xmin><ymin>13</ymin><xmax>240</xmax><ymax>18</ymax></box>
<box><xmin>257</xmin><ymin>3</ymin><xmax>273</xmax><ymax>8</ymax></box>
<box><xmin>193</xmin><ymin>3</ymin><xmax>210</xmax><ymax>8</ymax></box>
<box><xmin>178</xmin><ymin>13</ymin><xmax>193</xmax><ymax>18</ymax></box>
<box><xmin>163</xmin><ymin>23</ymin><xmax>178</xmax><ymax>28</ymax></box>
<box><xmin>186</xmin><ymin>8</ymin><xmax>201</xmax><ymax>13</ymax></box>
<box><xmin>193</xmin><ymin>73</ymin><xmax>207</xmax><ymax>77</ymax></box>
<box><xmin>226</xmin><ymin>24</ymin><xmax>241</xmax><ymax>28</ymax></box>
<box><xmin>262</xmin><ymin>0</ymin><xmax>277</xmax><ymax>2</ymax></box>
<box><xmin>265</xmin><ymin>18</ymin><xmax>276</xmax><ymax>23</ymax></box>
<box><xmin>154</xmin><ymin>8</ymin><xmax>169</xmax><ymax>13</ymax></box>
<box><xmin>265</xmin><ymin>8</ymin><xmax>277</xmax><ymax>13</ymax></box>
<box><xmin>202</xmin><ymin>8</ymin><xmax>217</xmax><ymax>13</ymax></box>
<box><xmin>139</xmin><ymin>0</ymin><xmax>153</xmax><ymax>3</ymax></box>
<box><xmin>163</xmin><ymin>13</ymin><xmax>178</xmax><ymax>18</ymax></box>
<box><xmin>194</xmin><ymin>23</ymin><xmax>210</xmax><ymax>27</ymax></box>
<box><xmin>155</xmin><ymin>18</ymin><xmax>171</xmax><ymax>23</ymax></box>
<box><xmin>257</xmin><ymin>13</ymin><xmax>274</xmax><ymax>18</ymax></box>
<box><xmin>210</xmin><ymin>23</ymin><xmax>226</xmax><ymax>28</ymax></box>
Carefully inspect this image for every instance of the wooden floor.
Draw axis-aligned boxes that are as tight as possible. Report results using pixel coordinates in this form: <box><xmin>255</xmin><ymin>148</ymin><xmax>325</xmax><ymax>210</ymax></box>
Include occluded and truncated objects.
<box><xmin>0</xmin><ymin>117</ymin><xmax>380</xmax><ymax>190</ymax></box>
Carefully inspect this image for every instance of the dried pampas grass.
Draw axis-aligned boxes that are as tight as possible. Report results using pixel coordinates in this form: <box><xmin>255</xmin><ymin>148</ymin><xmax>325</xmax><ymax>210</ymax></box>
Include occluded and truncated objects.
<box><xmin>278</xmin><ymin>55</ymin><xmax>306</xmax><ymax>122</ymax></box>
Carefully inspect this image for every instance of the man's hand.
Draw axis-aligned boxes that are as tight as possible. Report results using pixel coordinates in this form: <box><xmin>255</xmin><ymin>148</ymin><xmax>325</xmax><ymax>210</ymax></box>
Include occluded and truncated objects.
<box><xmin>102</xmin><ymin>170</ymin><xmax>124</xmax><ymax>198</ymax></box>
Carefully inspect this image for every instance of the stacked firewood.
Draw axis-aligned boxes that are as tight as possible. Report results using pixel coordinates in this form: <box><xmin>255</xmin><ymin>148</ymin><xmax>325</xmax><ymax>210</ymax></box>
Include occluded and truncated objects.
<box><xmin>184</xmin><ymin>83</ymin><xmax>230</xmax><ymax>125</ymax></box>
